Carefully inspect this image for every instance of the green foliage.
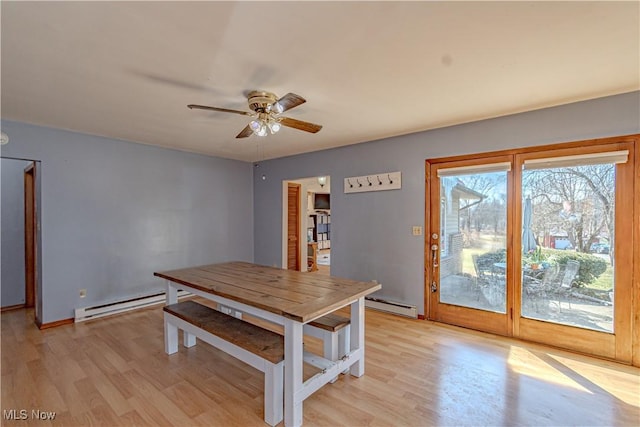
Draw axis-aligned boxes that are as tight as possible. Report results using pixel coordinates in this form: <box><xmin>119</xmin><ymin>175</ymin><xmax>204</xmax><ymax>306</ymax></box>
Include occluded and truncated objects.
<box><xmin>476</xmin><ymin>248</ymin><xmax>608</xmax><ymax>287</ymax></box>
<box><xmin>541</xmin><ymin>249</ymin><xmax>608</xmax><ymax>287</ymax></box>
<box><xmin>524</xmin><ymin>246</ymin><xmax>546</xmax><ymax>263</ymax></box>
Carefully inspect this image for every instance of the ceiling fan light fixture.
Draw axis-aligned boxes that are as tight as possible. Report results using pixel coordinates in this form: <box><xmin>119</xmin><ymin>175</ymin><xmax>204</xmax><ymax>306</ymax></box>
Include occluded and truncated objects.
<box><xmin>272</xmin><ymin>102</ymin><xmax>284</xmax><ymax>114</ymax></box>
<box><xmin>268</xmin><ymin>120</ymin><xmax>281</xmax><ymax>134</ymax></box>
<box><xmin>249</xmin><ymin>119</ymin><xmax>262</xmax><ymax>132</ymax></box>
<box><xmin>256</xmin><ymin>124</ymin><xmax>268</xmax><ymax>137</ymax></box>
<box><xmin>188</xmin><ymin>90</ymin><xmax>322</xmax><ymax>139</ymax></box>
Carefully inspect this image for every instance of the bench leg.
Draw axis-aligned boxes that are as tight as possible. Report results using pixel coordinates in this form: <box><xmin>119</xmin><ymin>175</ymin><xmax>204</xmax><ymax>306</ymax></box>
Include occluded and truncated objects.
<box><xmin>183</xmin><ymin>331</ymin><xmax>196</xmax><ymax>348</ymax></box>
<box><xmin>339</xmin><ymin>325</ymin><xmax>351</xmax><ymax>374</ymax></box>
<box><xmin>164</xmin><ymin>313</ymin><xmax>178</xmax><ymax>355</ymax></box>
<box><xmin>322</xmin><ymin>330</ymin><xmax>339</xmax><ymax>383</ymax></box>
<box><xmin>264</xmin><ymin>361</ymin><xmax>284</xmax><ymax>427</ymax></box>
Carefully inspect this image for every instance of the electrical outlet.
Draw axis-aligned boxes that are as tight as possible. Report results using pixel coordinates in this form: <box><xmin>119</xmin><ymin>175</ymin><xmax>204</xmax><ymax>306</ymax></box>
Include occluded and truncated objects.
<box><xmin>412</xmin><ymin>226</ymin><xmax>423</xmax><ymax>236</ymax></box>
<box><xmin>79</xmin><ymin>289</ymin><xmax>87</xmax><ymax>298</ymax></box>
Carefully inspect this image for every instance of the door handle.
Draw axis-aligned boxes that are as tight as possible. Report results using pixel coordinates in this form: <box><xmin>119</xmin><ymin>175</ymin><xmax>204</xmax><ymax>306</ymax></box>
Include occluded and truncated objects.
<box><xmin>431</xmin><ymin>244</ymin><xmax>439</xmax><ymax>268</ymax></box>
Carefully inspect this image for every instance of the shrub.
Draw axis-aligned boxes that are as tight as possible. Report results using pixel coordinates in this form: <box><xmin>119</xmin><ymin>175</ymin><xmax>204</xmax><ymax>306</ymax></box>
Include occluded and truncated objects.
<box><xmin>476</xmin><ymin>248</ymin><xmax>607</xmax><ymax>287</ymax></box>
<box><xmin>541</xmin><ymin>249</ymin><xmax>607</xmax><ymax>287</ymax></box>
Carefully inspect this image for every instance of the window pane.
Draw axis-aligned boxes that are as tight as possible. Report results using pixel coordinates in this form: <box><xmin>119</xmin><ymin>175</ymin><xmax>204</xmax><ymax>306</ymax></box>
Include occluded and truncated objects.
<box><xmin>520</xmin><ymin>163</ymin><xmax>615</xmax><ymax>333</ymax></box>
<box><xmin>439</xmin><ymin>171</ymin><xmax>507</xmax><ymax>313</ymax></box>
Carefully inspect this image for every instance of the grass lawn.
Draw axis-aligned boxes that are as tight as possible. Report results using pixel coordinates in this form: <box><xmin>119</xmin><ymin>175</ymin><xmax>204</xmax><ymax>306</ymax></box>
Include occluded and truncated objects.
<box><xmin>588</xmin><ymin>265</ymin><xmax>614</xmax><ymax>291</ymax></box>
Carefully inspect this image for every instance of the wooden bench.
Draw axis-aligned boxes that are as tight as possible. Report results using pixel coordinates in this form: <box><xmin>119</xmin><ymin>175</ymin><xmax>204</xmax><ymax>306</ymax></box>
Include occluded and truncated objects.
<box><xmin>305</xmin><ymin>313</ymin><xmax>350</xmax><ymax>382</ymax></box>
<box><xmin>219</xmin><ymin>304</ymin><xmax>350</xmax><ymax>374</ymax></box>
<box><xmin>163</xmin><ymin>301</ymin><xmax>284</xmax><ymax>426</ymax></box>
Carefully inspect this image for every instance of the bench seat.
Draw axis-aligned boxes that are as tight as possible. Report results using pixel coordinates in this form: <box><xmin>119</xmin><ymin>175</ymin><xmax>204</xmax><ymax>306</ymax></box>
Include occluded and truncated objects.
<box><xmin>308</xmin><ymin>313</ymin><xmax>350</xmax><ymax>332</ymax></box>
<box><xmin>305</xmin><ymin>313</ymin><xmax>350</xmax><ymax>382</ymax></box>
<box><xmin>163</xmin><ymin>300</ymin><xmax>283</xmax><ymax>426</ymax></box>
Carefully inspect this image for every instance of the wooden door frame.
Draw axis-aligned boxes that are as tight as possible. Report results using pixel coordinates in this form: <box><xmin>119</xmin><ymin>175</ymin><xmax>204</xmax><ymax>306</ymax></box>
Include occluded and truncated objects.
<box><xmin>425</xmin><ymin>134</ymin><xmax>639</xmax><ymax>365</ymax></box>
<box><xmin>426</xmin><ymin>155</ymin><xmax>513</xmax><ymax>337</ymax></box>
<box><xmin>24</xmin><ymin>163</ymin><xmax>36</xmax><ymax>309</ymax></box>
<box><xmin>288</xmin><ymin>182</ymin><xmax>302</xmax><ymax>271</ymax></box>
<box><xmin>282</xmin><ymin>181</ymin><xmax>304</xmax><ymax>271</ymax></box>
<box><xmin>514</xmin><ymin>141</ymin><xmax>634</xmax><ymax>362</ymax></box>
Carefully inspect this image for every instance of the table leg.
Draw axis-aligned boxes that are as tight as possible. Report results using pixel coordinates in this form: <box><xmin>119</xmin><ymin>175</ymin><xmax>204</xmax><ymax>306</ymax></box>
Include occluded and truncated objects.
<box><xmin>166</xmin><ymin>280</ymin><xmax>178</xmax><ymax>305</ymax></box>
<box><xmin>284</xmin><ymin>319</ymin><xmax>303</xmax><ymax>427</ymax></box>
<box><xmin>350</xmin><ymin>297</ymin><xmax>365</xmax><ymax>377</ymax></box>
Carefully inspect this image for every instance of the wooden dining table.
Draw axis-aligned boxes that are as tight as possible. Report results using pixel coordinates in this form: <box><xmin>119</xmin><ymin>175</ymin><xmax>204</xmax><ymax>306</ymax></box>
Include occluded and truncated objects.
<box><xmin>154</xmin><ymin>261</ymin><xmax>381</xmax><ymax>427</ymax></box>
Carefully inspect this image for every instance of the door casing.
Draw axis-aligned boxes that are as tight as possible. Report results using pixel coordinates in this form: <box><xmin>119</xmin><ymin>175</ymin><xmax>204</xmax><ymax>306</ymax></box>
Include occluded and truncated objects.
<box><xmin>24</xmin><ymin>162</ymin><xmax>36</xmax><ymax>309</ymax></box>
<box><xmin>425</xmin><ymin>134</ymin><xmax>638</xmax><ymax>364</ymax></box>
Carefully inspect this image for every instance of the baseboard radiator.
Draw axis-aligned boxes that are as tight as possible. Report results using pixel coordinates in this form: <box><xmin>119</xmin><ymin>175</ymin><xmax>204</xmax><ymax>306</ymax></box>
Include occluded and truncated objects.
<box><xmin>75</xmin><ymin>290</ymin><xmax>190</xmax><ymax>322</ymax></box>
<box><xmin>365</xmin><ymin>297</ymin><xmax>417</xmax><ymax>318</ymax></box>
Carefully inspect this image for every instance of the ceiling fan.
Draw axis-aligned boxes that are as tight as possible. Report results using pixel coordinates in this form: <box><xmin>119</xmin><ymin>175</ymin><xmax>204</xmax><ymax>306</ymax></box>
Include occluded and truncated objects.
<box><xmin>188</xmin><ymin>91</ymin><xmax>322</xmax><ymax>138</ymax></box>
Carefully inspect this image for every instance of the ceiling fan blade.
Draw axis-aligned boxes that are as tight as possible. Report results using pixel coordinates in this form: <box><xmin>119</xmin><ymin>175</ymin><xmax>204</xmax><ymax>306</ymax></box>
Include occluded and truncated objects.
<box><xmin>279</xmin><ymin>117</ymin><xmax>323</xmax><ymax>134</ymax></box>
<box><xmin>275</xmin><ymin>93</ymin><xmax>306</xmax><ymax>113</ymax></box>
<box><xmin>236</xmin><ymin>124</ymin><xmax>253</xmax><ymax>138</ymax></box>
<box><xmin>187</xmin><ymin>104</ymin><xmax>252</xmax><ymax>116</ymax></box>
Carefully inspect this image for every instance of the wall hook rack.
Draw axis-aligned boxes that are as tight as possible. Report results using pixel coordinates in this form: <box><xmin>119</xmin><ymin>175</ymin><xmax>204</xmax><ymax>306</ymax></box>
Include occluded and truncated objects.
<box><xmin>344</xmin><ymin>171</ymin><xmax>402</xmax><ymax>194</ymax></box>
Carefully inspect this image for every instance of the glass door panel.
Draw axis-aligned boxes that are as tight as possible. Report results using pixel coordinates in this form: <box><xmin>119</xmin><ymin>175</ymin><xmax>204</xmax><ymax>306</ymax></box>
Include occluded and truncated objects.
<box><xmin>428</xmin><ymin>157</ymin><xmax>512</xmax><ymax>336</ymax></box>
<box><xmin>515</xmin><ymin>144</ymin><xmax>633</xmax><ymax>362</ymax></box>
<box><xmin>439</xmin><ymin>172</ymin><xmax>508</xmax><ymax>313</ymax></box>
<box><xmin>520</xmin><ymin>162</ymin><xmax>615</xmax><ymax>333</ymax></box>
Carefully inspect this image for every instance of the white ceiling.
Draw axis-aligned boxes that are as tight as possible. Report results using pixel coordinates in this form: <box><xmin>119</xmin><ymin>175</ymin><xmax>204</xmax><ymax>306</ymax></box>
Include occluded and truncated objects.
<box><xmin>2</xmin><ymin>1</ymin><xmax>638</xmax><ymax>162</ymax></box>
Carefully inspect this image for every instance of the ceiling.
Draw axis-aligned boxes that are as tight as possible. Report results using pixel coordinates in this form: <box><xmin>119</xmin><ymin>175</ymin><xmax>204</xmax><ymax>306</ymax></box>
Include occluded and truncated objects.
<box><xmin>2</xmin><ymin>2</ymin><xmax>638</xmax><ymax>162</ymax></box>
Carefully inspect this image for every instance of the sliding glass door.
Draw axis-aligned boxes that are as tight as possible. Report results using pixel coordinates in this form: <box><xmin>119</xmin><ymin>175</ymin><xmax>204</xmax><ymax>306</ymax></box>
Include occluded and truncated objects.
<box><xmin>427</xmin><ymin>138</ymin><xmax>635</xmax><ymax>362</ymax></box>
<box><xmin>515</xmin><ymin>145</ymin><xmax>633</xmax><ymax>361</ymax></box>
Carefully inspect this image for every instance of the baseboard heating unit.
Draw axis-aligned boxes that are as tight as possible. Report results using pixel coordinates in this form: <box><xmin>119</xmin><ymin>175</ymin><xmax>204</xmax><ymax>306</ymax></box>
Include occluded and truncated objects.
<box><xmin>75</xmin><ymin>290</ymin><xmax>190</xmax><ymax>322</ymax></box>
<box><xmin>365</xmin><ymin>297</ymin><xmax>417</xmax><ymax>318</ymax></box>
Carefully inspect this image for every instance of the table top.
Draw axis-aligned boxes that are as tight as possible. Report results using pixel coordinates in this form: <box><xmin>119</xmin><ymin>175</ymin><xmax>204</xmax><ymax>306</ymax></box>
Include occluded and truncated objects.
<box><xmin>155</xmin><ymin>261</ymin><xmax>381</xmax><ymax>323</ymax></box>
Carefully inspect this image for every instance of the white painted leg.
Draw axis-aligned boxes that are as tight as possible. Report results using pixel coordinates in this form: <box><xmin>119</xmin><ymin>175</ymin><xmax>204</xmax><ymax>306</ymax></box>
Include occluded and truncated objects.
<box><xmin>165</xmin><ymin>280</ymin><xmax>178</xmax><ymax>305</ymax></box>
<box><xmin>183</xmin><ymin>331</ymin><xmax>196</xmax><ymax>348</ymax></box>
<box><xmin>340</xmin><ymin>325</ymin><xmax>351</xmax><ymax>374</ymax></box>
<box><xmin>284</xmin><ymin>319</ymin><xmax>303</xmax><ymax>427</ymax></box>
<box><xmin>350</xmin><ymin>297</ymin><xmax>365</xmax><ymax>377</ymax></box>
<box><xmin>323</xmin><ymin>330</ymin><xmax>339</xmax><ymax>383</ymax></box>
<box><xmin>164</xmin><ymin>314</ymin><xmax>178</xmax><ymax>355</ymax></box>
<box><xmin>264</xmin><ymin>361</ymin><xmax>284</xmax><ymax>426</ymax></box>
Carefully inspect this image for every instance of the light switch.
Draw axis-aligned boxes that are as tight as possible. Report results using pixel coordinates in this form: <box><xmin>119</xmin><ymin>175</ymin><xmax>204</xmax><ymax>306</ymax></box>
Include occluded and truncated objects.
<box><xmin>412</xmin><ymin>226</ymin><xmax>423</xmax><ymax>236</ymax></box>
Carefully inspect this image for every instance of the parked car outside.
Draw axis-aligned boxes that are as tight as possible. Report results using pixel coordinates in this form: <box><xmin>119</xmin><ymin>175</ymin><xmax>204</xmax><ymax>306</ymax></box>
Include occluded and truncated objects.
<box><xmin>590</xmin><ymin>243</ymin><xmax>610</xmax><ymax>254</ymax></box>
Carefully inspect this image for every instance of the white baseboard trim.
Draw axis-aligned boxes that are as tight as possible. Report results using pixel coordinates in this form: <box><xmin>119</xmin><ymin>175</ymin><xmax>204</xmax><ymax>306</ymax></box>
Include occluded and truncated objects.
<box><xmin>365</xmin><ymin>297</ymin><xmax>418</xmax><ymax>318</ymax></box>
<box><xmin>75</xmin><ymin>290</ymin><xmax>190</xmax><ymax>322</ymax></box>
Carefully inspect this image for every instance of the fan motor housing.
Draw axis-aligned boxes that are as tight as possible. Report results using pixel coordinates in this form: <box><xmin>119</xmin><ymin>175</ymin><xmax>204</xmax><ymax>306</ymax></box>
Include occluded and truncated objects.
<box><xmin>248</xmin><ymin>91</ymin><xmax>278</xmax><ymax>113</ymax></box>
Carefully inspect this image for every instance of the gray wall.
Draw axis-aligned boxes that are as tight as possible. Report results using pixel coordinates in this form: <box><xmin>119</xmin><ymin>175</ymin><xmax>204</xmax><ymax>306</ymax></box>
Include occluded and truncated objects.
<box><xmin>0</xmin><ymin>120</ymin><xmax>254</xmax><ymax>323</ymax></box>
<box><xmin>1</xmin><ymin>158</ymin><xmax>32</xmax><ymax>307</ymax></box>
<box><xmin>253</xmin><ymin>92</ymin><xmax>640</xmax><ymax>315</ymax></box>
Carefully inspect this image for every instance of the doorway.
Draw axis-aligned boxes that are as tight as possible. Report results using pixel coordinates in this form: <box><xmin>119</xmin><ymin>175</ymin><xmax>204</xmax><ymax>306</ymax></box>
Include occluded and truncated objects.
<box><xmin>286</xmin><ymin>182</ymin><xmax>301</xmax><ymax>271</ymax></box>
<box><xmin>0</xmin><ymin>157</ymin><xmax>41</xmax><ymax>326</ymax></box>
<box><xmin>426</xmin><ymin>136</ymin><xmax>636</xmax><ymax>362</ymax></box>
<box><xmin>282</xmin><ymin>176</ymin><xmax>331</xmax><ymax>274</ymax></box>
<box><xmin>24</xmin><ymin>163</ymin><xmax>36</xmax><ymax>309</ymax></box>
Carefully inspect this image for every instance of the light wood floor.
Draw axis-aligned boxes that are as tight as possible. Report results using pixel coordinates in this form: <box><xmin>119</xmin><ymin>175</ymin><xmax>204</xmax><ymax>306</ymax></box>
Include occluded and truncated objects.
<box><xmin>2</xmin><ymin>306</ymin><xmax>639</xmax><ymax>426</ymax></box>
